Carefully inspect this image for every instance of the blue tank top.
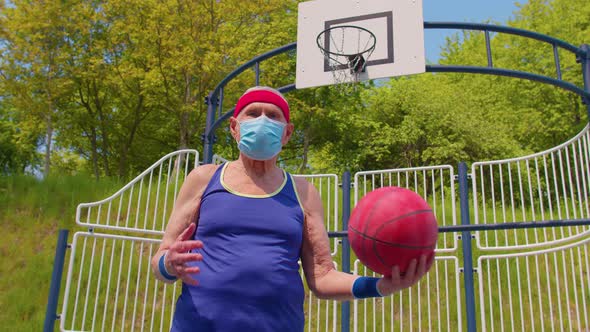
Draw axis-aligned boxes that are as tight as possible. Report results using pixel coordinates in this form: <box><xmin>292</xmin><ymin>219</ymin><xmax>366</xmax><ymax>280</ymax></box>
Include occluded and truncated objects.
<box><xmin>171</xmin><ymin>163</ymin><xmax>305</xmax><ymax>332</ymax></box>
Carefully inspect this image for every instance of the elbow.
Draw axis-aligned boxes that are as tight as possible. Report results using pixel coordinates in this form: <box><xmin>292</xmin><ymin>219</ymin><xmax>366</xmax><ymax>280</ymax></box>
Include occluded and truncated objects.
<box><xmin>311</xmin><ymin>290</ymin><xmax>331</xmax><ymax>300</ymax></box>
<box><xmin>309</xmin><ymin>284</ymin><xmax>330</xmax><ymax>300</ymax></box>
<box><xmin>308</xmin><ymin>269</ymin><xmax>335</xmax><ymax>300</ymax></box>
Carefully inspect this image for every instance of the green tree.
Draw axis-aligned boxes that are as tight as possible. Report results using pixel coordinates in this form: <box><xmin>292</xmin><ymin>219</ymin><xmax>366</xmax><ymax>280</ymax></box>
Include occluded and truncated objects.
<box><xmin>1</xmin><ymin>0</ymin><xmax>73</xmax><ymax>177</ymax></box>
<box><xmin>0</xmin><ymin>100</ymin><xmax>41</xmax><ymax>174</ymax></box>
<box><xmin>438</xmin><ymin>0</ymin><xmax>588</xmax><ymax>154</ymax></box>
<box><xmin>2</xmin><ymin>0</ymin><xmax>302</xmax><ymax>179</ymax></box>
<box><xmin>305</xmin><ymin>0</ymin><xmax>589</xmax><ymax>174</ymax></box>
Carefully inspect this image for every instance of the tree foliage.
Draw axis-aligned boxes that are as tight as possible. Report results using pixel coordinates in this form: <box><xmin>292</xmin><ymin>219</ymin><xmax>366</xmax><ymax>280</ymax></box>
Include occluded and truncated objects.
<box><xmin>1</xmin><ymin>0</ymin><xmax>299</xmax><ymax>178</ymax></box>
<box><xmin>1</xmin><ymin>0</ymin><xmax>588</xmax><ymax>178</ymax></box>
<box><xmin>307</xmin><ymin>0</ymin><xmax>589</xmax><ymax>174</ymax></box>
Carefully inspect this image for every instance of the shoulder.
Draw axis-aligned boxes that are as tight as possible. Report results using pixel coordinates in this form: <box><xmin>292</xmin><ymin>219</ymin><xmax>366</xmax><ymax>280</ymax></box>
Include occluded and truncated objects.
<box><xmin>174</xmin><ymin>163</ymin><xmax>220</xmax><ymax>213</ymax></box>
<box><xmin>183</xmin><ymin>163</ymin><xmax>220</xmax><ymax>192</ymax></box>
<box><xmin>189</xmin><ymin>163</ymin><xmax>219</xmax><ymax>180</ymax></box>
<box><xmin>292</xmin><ymin>176</ymin><xmax>322</xmax><ymax>214</ymax></box>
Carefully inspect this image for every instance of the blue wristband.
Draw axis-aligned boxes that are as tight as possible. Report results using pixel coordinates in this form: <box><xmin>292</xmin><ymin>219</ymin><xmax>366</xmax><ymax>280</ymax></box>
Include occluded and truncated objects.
<box><xmin>352</xmin><ymin>277</ymin><xmax>383</xmax><ymax>299</ymax></box>
<box><xmin>158</xmin><ymin>252</ymin><xmax>178</xmax><ymax>281</ymax></box>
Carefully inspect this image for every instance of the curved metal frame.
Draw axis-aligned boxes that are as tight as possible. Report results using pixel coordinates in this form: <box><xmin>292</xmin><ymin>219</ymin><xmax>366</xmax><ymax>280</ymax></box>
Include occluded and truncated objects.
<box><xmin>203</xmin><ymin>22</ymin><xmax>590</xmax><ymax>164</ymax></box>
<box><xmin>199</xmin><ymin>24</ymin><xmax>590</xmax><ymax>332</ymax></box>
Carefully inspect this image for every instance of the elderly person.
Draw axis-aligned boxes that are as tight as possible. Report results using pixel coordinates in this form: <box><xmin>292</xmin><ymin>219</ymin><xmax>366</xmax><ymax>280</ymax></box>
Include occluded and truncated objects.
<box><xmin>151</xmin><ymin>86</ymin><xmax>433</xmax><ymax>331</ymax></box>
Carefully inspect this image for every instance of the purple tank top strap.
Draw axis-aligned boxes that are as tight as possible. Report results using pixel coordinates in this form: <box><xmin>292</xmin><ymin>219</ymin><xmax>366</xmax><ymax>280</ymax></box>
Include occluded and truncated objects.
<box><xmin>200</xmin><ymin>163</ymin><xmax>225</xmax><ymax>197</ymax></box>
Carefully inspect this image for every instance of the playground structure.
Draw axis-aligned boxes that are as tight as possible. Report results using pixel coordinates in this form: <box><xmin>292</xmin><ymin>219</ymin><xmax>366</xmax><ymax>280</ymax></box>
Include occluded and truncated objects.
<box><xmin>44</xmin><ymin>20</ymin><xmax>590</xmax><ymax>332</ymax></box>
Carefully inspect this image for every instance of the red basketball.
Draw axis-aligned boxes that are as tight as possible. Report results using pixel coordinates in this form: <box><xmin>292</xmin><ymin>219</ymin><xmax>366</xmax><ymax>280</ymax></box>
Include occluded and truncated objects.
<box><xmin>348</xmin><ymin>186</ymin><xmax>438</xmax><ymax>276</ymax></box>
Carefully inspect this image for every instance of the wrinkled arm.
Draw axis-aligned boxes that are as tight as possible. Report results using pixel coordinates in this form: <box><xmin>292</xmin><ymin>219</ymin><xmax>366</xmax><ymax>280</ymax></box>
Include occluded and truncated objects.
<box><xmin>298</xmin><ymin>178</ymin><xmax>358</xmax><ymax>300</ymax></box>
<box><xmin>150</xmin><ymin>164</ymin><xmax>217</xmax><ymax>284</ymax></box>
<box><xmin>298</xmin><ymin>178</ymin><xmax>434</xmax><ymax>300</ymax></box>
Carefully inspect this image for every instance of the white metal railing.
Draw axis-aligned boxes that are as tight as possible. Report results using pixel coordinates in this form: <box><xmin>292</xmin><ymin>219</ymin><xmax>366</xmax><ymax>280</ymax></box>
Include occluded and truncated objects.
<box><xmin>61</xmin><ymin>148</ymin><xmax>590</xmax><ymax>332</ymax></box>
<box><xmin>303</xmin><ymin>263</ymin><xmax>339</xmax><ymax>332</ymax></box>
<box><xmin>472</xmin><ymin>124</ymin><xmax>590</xmax><ymax>250</ymax></box>
<box><xmin>354</xmin><ymin>165</ymin><xmax>459</xmax><ymax>253</ymax></box>
<box><xmin>477</xmin><ymin>231</ymin><xmax>590</xmax><ymax>331</ymax></box>
<box><xmin>60</xmin><ymin>232</ymin><xmax>180</xmax><ymax>332</ymax></box>
<box><xmin>76</xmin><ymin>150</ymin><xmax>199</xmax><ymax>235</ymax></box>
<box><xmin>212</xmin><ymin>154</ymin><xmax>228</xmax><ymax>165</ymax></box>
<box><xmin>352</xmin><ymin>256</ymin><xmax>463</xmax><ymax>332</ymax></box>
<box><xmin>295</xmin><ymin>173</ymin><xmax>340</xmax><ymax>256</ymax></box>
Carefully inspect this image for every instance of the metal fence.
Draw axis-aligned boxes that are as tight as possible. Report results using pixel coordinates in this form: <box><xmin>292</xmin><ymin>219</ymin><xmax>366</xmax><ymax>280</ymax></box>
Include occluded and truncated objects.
<box><xmin>472</xmin><ymin>127</ymin><xmax>590</xmax><ymax>250</ymax></box>
<box><xmin>470</xmin><ymin>125</ymin><xmax>590</xmax><ymax>332</ymax></box>
<box><xmin>476</xmin><ymin>238</ymin><xmax>590</xmax><ymax>332</ymax></box>
<box><xmin>352</xmin><ymin>166</ymin><xmax>463</xmax><ymax>331</ymax></box>
<box><xmin>60</xmin><ymin>232</ymin><xmax>179</xmax><ymax>332</ymax></box>
<box><xmin>76</xmin><ymin>150</ymin><xmax>199</xmax><ymax>235</ymax></box>
<box><xmin>46</xmin><ymin>131</ymin><xmax>590</xmax><ymax>331</ymax></box>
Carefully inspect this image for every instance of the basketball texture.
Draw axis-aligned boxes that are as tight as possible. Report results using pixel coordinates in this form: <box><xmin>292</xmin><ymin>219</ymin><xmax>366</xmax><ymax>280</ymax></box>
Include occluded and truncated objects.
<box><xmin>348</xmin><ymin>186</ymin><xmax>438</xmax><ymax>276</ymax></box>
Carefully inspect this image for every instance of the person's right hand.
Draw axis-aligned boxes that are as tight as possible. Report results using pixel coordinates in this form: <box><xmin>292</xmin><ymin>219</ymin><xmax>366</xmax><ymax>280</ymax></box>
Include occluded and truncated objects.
<box><xmin>164</xmin><ymin>223</ymin><xmax>203</xmax><ymax>285</ymax></box>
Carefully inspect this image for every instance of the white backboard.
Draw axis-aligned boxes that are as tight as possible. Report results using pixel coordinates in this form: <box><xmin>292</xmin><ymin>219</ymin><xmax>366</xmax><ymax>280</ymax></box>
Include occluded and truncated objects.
<box><xmin>296</xmin><ymin>0</ymin><xmax>426</xmax><ymax>89</ymax></box>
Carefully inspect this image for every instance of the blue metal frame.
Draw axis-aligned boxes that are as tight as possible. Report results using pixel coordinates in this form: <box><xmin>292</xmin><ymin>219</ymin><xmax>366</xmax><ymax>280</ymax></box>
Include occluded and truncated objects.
<box><xmin>202</xmin><ymin>23</ymin><xmax>590</xmax><ymax>164</ymax></box>
<box><xmin>423</xmin><ymin>22</ymin><xmax>582</xmax><ymax>54</ymax></box>
<box><xmin>458</xmin><ymin>162</ymin><xmax>477</xmax><ymax>332</ymax></box>
<box><xmin>340</xmin><ymin>171</ymin><xmax>352</xmax><ymax>332</ymax></box>
<box><xmin>580</xmin><ymin>44</ymin><xmax>590</xmax><ymax>120</ymax></box>
<box><xmin>198</xmin><ymin>24</ymin><xmax>589</xmax><ymax>332</ymax></box>
<box><xmin>426</xmin><ymin>65</ymin><xmax>589</xmax><ymax>99</ymax></box>
<box><xmin>327</xmin><ymin>218</ymin><xmax>590</xmax><ymax>238</ymax></box>
<box><xmin>44</xmin><ymin>229</ymin><xmax>69</xmax><ymax>332</ymax></box>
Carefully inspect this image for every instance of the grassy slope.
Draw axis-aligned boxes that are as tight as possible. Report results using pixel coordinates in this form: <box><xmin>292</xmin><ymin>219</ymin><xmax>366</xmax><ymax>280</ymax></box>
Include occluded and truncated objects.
<box><xmin>0</xmin><ymin>175</ymin><xmax>123</xmax><ymax>331</ymax></box>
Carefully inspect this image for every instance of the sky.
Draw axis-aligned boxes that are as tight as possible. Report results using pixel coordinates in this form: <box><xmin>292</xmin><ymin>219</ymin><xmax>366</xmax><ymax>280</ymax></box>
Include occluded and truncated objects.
<box><xmin>422</xmin><ymin>0</ymin><xmax>521</xmax><ymax>62</ymax></box>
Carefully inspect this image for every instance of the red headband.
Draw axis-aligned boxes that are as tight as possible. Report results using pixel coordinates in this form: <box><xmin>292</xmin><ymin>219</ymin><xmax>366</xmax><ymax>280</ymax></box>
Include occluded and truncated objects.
<box><xmin>234</xmin><ymin>90</ymin><xmax>290</xmax><ymax>122</ymax></box>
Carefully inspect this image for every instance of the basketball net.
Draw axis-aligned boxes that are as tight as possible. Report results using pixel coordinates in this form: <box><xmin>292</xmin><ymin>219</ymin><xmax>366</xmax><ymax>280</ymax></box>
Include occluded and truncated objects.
<box><xmin>317</xmin><ymin>25</ymin><xmax>376</xmax><ymax>95</ymax></box>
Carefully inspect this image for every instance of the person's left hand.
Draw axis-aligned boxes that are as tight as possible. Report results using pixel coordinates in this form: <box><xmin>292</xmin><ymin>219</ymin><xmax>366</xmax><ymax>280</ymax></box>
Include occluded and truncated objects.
<box><xmin>376</xmin><ymin>254</ymin><xmax>434</xmax><ymax>296</ymax></box>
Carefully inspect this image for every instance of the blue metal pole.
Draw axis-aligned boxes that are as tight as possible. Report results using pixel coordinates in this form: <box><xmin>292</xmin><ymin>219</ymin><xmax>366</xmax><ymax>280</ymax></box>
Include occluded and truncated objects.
<box><xmin>341</xmin><ymin>171</ymin><xmax>352</xmax><ymax>332</ymax></box>
<box><xmin>424</xmin><ymin>22</ymin><xmax>580</xmax><ymax>53</ymax></box>
<box><xmin>553</xmin><ymin>44</ymin><xmax>562</xmax><ymax>80</ymax></box>
<box><xmin>579</xmin><ymin>44</ymin><xmax>590</xmax><ymax>120</ymax></box>
<box><xmin>326</xmin><ymin>217</ymin><xmax>590</xmax><ymax>238</ymax></box>
<box><xmin>255</xmin><ymin>62</ymin><xmax>260</xmax><ymax>86</ymax></box>
<box><xmin>44</xmin><ymin>229</ymin><xmax>69</xmax><ymax>332</ymax></box>
<box><xmin>458</xmin><ymin>162</ymin><xmax>477</xmax><ymax>332</ymax></box>
<box><xmin>426</xmin><ymin>65</ymin><xmax>590</xmax><ymax>100</ymax></box>
<box><xmin>484</xmin><ymin>31</ymin><xmax>493</xmax><ymax>68</ymax></box>
<box><xmin>203</xmin><ymin>92</ymin><xmax>217</xmax><ymax>164</ymax></box>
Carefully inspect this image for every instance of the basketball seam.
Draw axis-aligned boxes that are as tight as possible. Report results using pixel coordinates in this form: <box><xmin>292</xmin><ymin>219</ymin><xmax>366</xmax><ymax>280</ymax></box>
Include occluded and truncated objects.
<box><xmin>374</xmin><ymin>209</ymin><xmax>434</xmax><ymax>267</ymax></box>
<box><xmin>349</xmin><ymin>209</ymin><xmax>434</xmax><ymax>235</ymax></box>
<box><xmin>373</xmin><ymin>208</ymin><xmax>436</xmax><ymax>271</ymax></box>
<box><xmin>349</xmin><ymin>226</ymin><xmax>437</xmax><ymax>250</ymax></box>
<box><xmin>374</xmin><ymin>209</ymin><xmax>436</xmax><ymax>241</ymax></box>
<box><xmin>373</xmin><ymin>210</ymin><xmax>436</xmax><ymax>264</ymax></box>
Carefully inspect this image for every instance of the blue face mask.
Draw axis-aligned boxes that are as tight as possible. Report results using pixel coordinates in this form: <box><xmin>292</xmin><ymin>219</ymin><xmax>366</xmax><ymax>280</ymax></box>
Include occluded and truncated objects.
<box><xmin>238</xmin><ymin>115</ymin><xmax>286</xmax><ymax>160</ymax></box>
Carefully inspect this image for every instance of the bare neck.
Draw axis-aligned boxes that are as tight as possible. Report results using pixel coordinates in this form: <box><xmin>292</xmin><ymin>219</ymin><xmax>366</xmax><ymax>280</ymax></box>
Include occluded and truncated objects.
<box><xmin>233</xmin><ymin>155</ymin><xmax>281</xmax><ymax>179</ymax></box>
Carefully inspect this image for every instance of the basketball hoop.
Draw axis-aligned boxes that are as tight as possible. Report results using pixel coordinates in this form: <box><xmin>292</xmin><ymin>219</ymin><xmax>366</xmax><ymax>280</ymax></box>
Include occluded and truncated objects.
<box><xmin>316</xmin><ymin>25</ymin><xmax>376</xmax><ymax>93</ymax></box>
